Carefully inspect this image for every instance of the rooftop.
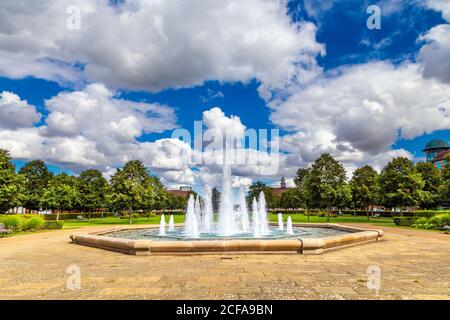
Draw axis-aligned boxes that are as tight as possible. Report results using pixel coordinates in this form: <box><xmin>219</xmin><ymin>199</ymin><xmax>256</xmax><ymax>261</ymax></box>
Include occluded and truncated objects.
<box><xmin>423</xmin><ymin>139</ymin><xmax>450</xmax><ymax>152</ymax></box>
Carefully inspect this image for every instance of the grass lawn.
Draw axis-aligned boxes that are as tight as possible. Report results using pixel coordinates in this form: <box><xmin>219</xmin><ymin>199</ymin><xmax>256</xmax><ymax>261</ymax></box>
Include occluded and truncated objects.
<box><xmin>62</xmin><ymin>213</ymin><xmax>396</xmax><ymax>229</ymax></box>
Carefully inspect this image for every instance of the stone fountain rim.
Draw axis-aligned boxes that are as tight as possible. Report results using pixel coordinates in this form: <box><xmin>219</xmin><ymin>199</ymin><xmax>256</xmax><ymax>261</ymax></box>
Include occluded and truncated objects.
<box><xmin>70</xmin><ymin>223</ymin><xmax>383</xmax><ymax>255</ymax></box>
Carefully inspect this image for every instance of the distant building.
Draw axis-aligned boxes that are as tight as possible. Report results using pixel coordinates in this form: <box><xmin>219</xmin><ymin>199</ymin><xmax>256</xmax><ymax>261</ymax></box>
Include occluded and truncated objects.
<box><xmin>271</xmin><ymin>177</ymin><xmax>294</xmax><ymax>196</ymax></box>
<box><xmin>423</xmin><ymin>139</ymin><xmax>450</xmax><ymax>170</ymax></box>
<box><xmin>167</xmin><ymin>186</ymin><xmax>192</xmax><ymax>197</ymax></box>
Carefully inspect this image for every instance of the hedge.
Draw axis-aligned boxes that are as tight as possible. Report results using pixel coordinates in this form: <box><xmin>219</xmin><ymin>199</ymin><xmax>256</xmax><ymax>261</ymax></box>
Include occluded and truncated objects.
<box><xmin>394</xmin><ymin>217</ymin><xmax>418</xmax><ymax>227</ymax></box>
<box><xmin>44</xmin><ymin>220</ymin><xmax>64</xmax><ymax>229</ymax></box>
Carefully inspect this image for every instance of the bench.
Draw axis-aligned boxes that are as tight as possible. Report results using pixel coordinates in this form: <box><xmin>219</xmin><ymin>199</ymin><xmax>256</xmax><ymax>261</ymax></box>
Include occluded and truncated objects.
<box><xmin>0</xmin><ymin>223</ymin><xmax>12</xmax><ymax>235</ymax></box>
<box><xmin>443</xmin><ymin>224</ymin><xmax>450</xmax><ymax>234</ymax></box>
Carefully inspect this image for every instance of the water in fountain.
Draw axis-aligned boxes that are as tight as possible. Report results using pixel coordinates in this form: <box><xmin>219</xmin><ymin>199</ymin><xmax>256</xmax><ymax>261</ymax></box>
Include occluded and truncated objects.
<box><xmin>202</xmin><ymin>187</ymin><xmax>213</xmax><ymax>232</ymax></box>
<box><xmin>278</xmin><ymin>213</ymin><xmax>284</xmax><ymax>230</ymax></box>
<box><xmin>184</xmin><ymin>195</ymin><xmax>199</xmax><ymax>237</ymax></box>
<box><xmin>168</xmin><ymin>214</ymin><xmax>175</xmax><ymax>232</ymax></box>
<box><xmin>194</xmin><ymin>196</ymin><xmax>202</xmax><ymax>226</ymax></box>
<box><xmin>218</xmin><ymin>162</ymin><xmax>236</xmax><ymax>235</ymax></box>
<box><xmin>252</xmin><ymin>197</ymin><xmax>261</xmax><ymax>238</ymax></box>
<box><xmin>258</xmin><ymin>192</ymin><xmax>269</xmax><ymax>235</ymax></box>
<box><xmin>159</xmin><ymin>214</ymin><xmax>166</xmax><ymax>236</ymax></box>
<box><xmin>286</xmin><ymin>216</ymin><xmax>294</xmax><ymax>235</ymax></box>
<box><xmin>239</xmin><ymin>186</ymin><xmax>250</xmax><ymax>232</ymax></box>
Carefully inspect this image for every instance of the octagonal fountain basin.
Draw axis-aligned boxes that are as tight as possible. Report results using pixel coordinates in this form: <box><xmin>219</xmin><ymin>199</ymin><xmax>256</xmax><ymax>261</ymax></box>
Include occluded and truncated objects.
<box><xmin>70</xmin><ymin>223</ymin><xmax>383</xmax><ymax>255</ymax></box>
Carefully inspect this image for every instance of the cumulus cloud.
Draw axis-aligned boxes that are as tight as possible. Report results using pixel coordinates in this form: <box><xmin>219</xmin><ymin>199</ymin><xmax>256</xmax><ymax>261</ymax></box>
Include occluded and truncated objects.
<box><xmin>270</xmin><ymin>61</ymin><xmax>450</xmax><ymax>175</ymax></box>
<box><xmin>0</xmin><ymin>0</ymin><xmax>323</xmax><ymax>92</ymax></box>
<box><xmin>0</xmin><ymin>92</ymin><xmax>41</xmax><ymax>129</ymax></box>
<box><xmin>417</xmin><ymin>0</ymin><xmax>450</xmax><ymax>83</ymax></box>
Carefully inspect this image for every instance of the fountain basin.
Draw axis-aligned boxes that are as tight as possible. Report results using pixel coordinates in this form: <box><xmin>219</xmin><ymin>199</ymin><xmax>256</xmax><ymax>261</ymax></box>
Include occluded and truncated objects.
<box><xmin>70</xmin><ymin>223</ymin><xmax>383</xmax><ymax>255</ymax></box>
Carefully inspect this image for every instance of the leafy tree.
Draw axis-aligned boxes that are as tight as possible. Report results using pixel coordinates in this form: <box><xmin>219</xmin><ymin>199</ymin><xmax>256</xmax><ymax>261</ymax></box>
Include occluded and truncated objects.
<box><xmin>308</xmin><ymin>153</ymin><xmax>347</xmax><ymax>221</ymax></box>
<box><xmin>439</xmin><ymin>154</ymin><xmax>450</xmax><ymax>207</ymax></box>
<box><xmin>295</xmin><ymin>168</ymin><xmax>313</xmax><ymax>220</ymax></box>
<box><xmin>247</xmin><ymin>181</ymin><xmax>279</xmax><ymax>208</ymax></box>
<box><xmin>379</xmin><ymin>157</ymin><xmax>424</xmax><ymax>214</ymax></box>
<box><xmin>350</xmin><ymin>165</ymin><xmax>379</xmax><ymax>220</ymax></box>
<box><xmin>110</xmin><ymin>160</ymin><xmax>154</xmax><ymax>224</ymax></box>
<box><xmin>294</xmin><ymin>168</ymin><xmax>310</xmax><ymax>187</ymax></box>
<box><xmin>149</xmin><ymin>175</ymin><xmax>168</xmax><ymax>211</ymax></box>
<box><xmin>19</xmin><ymin>160</ymin><xmax>53</xmax><ymax>212</ymax></box>
<box><xmin>279</xmin><ymin>189</ymin><xmax>301</xmax><ymax>209</ymax></box>
<box><xmin>0</xmin><ymin>149</ymin><xmax>24</xmax><ymax>213</ymax></box>
<box><xmin>77</xmin><ymin>169</ymin><xmax>109</xmax><ymax>220</ymax></box>
<box><xmin>211</xmin><ymin>187</ymin><xmax>221</xmax><ymax>212</ymax></box>
<box><xmin>416</xmin><ymin>162</ymin><xmax>441</xmax><ymax>209</ymax></box>
<box><xmin>41</xmin><ymin>173</ymin><xmax>78</xmax><ymax>220</ymax></box>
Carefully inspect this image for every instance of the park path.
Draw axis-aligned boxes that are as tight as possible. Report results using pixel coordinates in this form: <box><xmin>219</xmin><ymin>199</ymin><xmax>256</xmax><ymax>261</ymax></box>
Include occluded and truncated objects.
<box><xmin>0</xmin><ymin>224</ymin><xmax>449</xmax><ymax>300</ymax></box>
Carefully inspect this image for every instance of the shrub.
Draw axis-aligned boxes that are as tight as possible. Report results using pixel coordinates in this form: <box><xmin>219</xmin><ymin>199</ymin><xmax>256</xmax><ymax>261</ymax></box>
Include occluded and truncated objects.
<box><xmin>44</xmin><ymin>220</ymin><xmax>64</xmax><ymax>229</ymax></box>
<box><xmin>2</xmin><ymin>216</ymin><xmax>22</xmax><ymax>232</ymax></box>
<box><xmin>437</xmin><ymin>213</ymin><xmax>450</xmax><ymax>226</ymax></box>
<box><xmin>394</xmin><ymin>217</ymin><xmax>417</xmax><ymax>227</ymax></box>
<box><xmin>428</xmin><ymin>216</ymin><xmax>444</xmax><ymax>229</ymax></box>
<box><xmin>23</xmin><ymin>216</ymin><xmax>45</xmax><ymax>231</ymax></box>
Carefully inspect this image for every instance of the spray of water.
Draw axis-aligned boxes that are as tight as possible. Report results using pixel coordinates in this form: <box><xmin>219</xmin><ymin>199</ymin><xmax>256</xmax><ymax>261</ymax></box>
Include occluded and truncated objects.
<box><xmin>278</xmin><ymin>213</ymin><xmax>284</xmax><ymax>230</ymax></box>
<box><xmin>286</xmin><ymin>216</ymin><xmax>294</xmax><ymax>235</ymax></box>
<box><xmin>239</xmin><ymin>186</ymin><xmax>250</xmax><ymax>232</ymax></box>
<box><xmin>168</xmin><ymin>214</ymin><xmax>175</xmax><ymax>231</ymax></box>
<box><xmin>185</xmin><ymin>195</ymin><xmax>199</xmax><ymax>238</ymax></box>
<box><xmin>159</xmin><ymin>214</ymin><xmax>166</xmax><ymax>236</ymax></box>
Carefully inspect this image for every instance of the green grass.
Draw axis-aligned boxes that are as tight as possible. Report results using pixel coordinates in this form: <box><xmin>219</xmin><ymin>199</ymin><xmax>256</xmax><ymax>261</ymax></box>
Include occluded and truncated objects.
<box><xmin>62</xmin><ymin>215</ymin><xmax>186</xmax><ymax>229</ymax></box>
<box><xmin>268</xmin><ymin>213</ymin><xmax>396</xmax><ymax>227</ymax></box>
<box><xmin>61</xmin><ymin>213</ymin><xmax>396</xmax><ymax>229</ymax></box>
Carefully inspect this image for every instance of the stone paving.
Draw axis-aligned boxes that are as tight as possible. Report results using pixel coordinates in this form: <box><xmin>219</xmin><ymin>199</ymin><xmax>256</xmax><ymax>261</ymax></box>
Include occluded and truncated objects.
<box><xmin>0</xmin><ymin>224</ymin><xmax>449</xmax><ymax>300</ymax></box>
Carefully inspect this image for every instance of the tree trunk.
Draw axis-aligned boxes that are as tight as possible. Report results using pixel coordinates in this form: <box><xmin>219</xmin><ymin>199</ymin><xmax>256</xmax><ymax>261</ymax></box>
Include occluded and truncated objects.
<box><xmin>367</xmin><ymin>205</ymin><xmax>370</xmax><ymax>221</ymax></box>
<box><xmin>326</xmin><ymin>207</ymin><xmax>330</xmax><ymax>222</ymax></box>
<box><xmin>56</xmin><ymin>209</ymin><xmax>59</xmax><ymax>221</ymax></box>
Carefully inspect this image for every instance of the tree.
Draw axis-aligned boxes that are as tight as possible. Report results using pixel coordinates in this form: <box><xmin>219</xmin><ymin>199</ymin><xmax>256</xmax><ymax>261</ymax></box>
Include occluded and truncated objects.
<box><xmin>379</xmin><ymin>157</ymin><xmax>424</xmax><ymax>214</ymax></box>
<box><xmin>211</xmin><ymin>187</ymin><xmax>221</xmax><ymax>212</ymax></box>
<box><xmin>77</xmin><ymin>169</ymin><xmax>109</xmax><ymax>220</ymax></box>
<box><xmin>296</xmin><ymin>168</ymin><xmax>313</xmax><ymax>221</ymax></box>
<box><xmin>350</xmin><ymin>165</ymin><xmax>379</xmax><ymax>220</ymax></box>
<box><xmin>0</xmin><ymin>149</ymin><xmax>24</xmax><ymax>213</ymax></box>
<box><xmin>149</xmin><ymin>175</ymin><xmax>168</xmax><ymax>211</ymax></box>
<box><xmin>41</xmin><ymin>173</ymin><xmax>78</xmax><ymax>220</ymax></box>
<box><xmin>247</xmin><ymin>181</ymin><xmax>279</xmax><ymax>208</ymax></box>
<box><xmin>439</xmin><ymin>154</ymin><xmax>450</xmax><ymax>207</ymax></box>
<box><xmin>308</xmin><ymin>153</ymin><xmax>347</xmax><ymax>222</ymax></box>
<box><xmin>19</xmin><ymin>160</ymin><xmax>53</xmax><ymax>212</ymax></box>
<box><xmin>416</xmin><ymin>162</ymin><xmax>441</xmax><ymax>209</ymax></box>
<box><xmin>110</xmin><ymin>160</ymin><xmax>154</xmax><ymax>224</ymax></box>
<box><xmin>279</xmin><ymin>189</ymin><xmax>301</xmax><ymax>209</ymax></box>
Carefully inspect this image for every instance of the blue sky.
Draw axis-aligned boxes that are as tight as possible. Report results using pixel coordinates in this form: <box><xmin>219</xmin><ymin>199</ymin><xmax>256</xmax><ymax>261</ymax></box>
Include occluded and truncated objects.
<box><xmin>0</xmin><ymin>0</ymin><xmax>449</xmax><ymax>190</ymax></box>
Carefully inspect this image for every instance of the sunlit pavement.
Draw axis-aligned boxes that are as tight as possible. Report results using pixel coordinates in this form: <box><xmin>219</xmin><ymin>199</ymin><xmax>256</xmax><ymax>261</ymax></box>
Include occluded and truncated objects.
<box><xmin>0</xmin><ymin>225</ymin><xmax>449</xmax><ymax>300</ymax></box>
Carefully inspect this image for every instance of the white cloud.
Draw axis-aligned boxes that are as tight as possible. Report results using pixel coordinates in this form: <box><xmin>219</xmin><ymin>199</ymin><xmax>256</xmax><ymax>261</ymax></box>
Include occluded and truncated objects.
<box><xmin>0</xmin><ymin>0</ymin><xmax>323</xmax><ymax>92</ymax></box>
<box><xmin>0</xmin><ymin>92</ymin><xmax>41</xmax><ymax>129</ymax></box>
<box><xmin>269</xmin><ymin>61</ymin><xmax>450</xmax><ymax>176</ymax></box>
<box><xmin>418</xmin><ymin>24</ymin><xmax>450</xmax><ymax>84</ymax></box>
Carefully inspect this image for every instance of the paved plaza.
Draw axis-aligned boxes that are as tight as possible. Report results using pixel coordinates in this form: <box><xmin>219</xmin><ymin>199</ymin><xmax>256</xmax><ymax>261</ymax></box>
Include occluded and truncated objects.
<box><xmin>0</xmin><ymin>224</ymin><xmax>449</xmax><ymax>300</ymax></box>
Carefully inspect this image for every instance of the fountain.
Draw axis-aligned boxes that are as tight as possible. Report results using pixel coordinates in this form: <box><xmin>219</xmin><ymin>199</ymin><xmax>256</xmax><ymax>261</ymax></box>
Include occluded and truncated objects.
<box><xmin>278</xmin><ymin>213</ymin><xmax>284</xmax><ymax>230</ymax></box>
<box><xmin>72</xmin><ymin>150</ymin><xmax>384</xmax><ymax>255</ymax></box>
<box><xmin>286</xmin><ymin>216</ymin><xmax>294</xmax><ymax>235</ymax></box>
<box><xmin>159</xmin><ymin>214</ymin><xmax>166</xmax><ymax>236</ymax></box>
<box><xmin>239</xmin><ymin>186</ymin><xmax>250</xmax><ymax>232</ymax></box>
<box><xmin>202</xmin><ymin>187</ymin><xmax>213</xmax><ymax>232</ymax></box>
<box><xmin>184</xmin><ymin>195</ymin><xmax>199</xmax><ymax>238</ymax></box>
<box><xmin>168</xmin><ymin>214</ymin><xmax>175</xmax><ymax>232</ymax></box>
